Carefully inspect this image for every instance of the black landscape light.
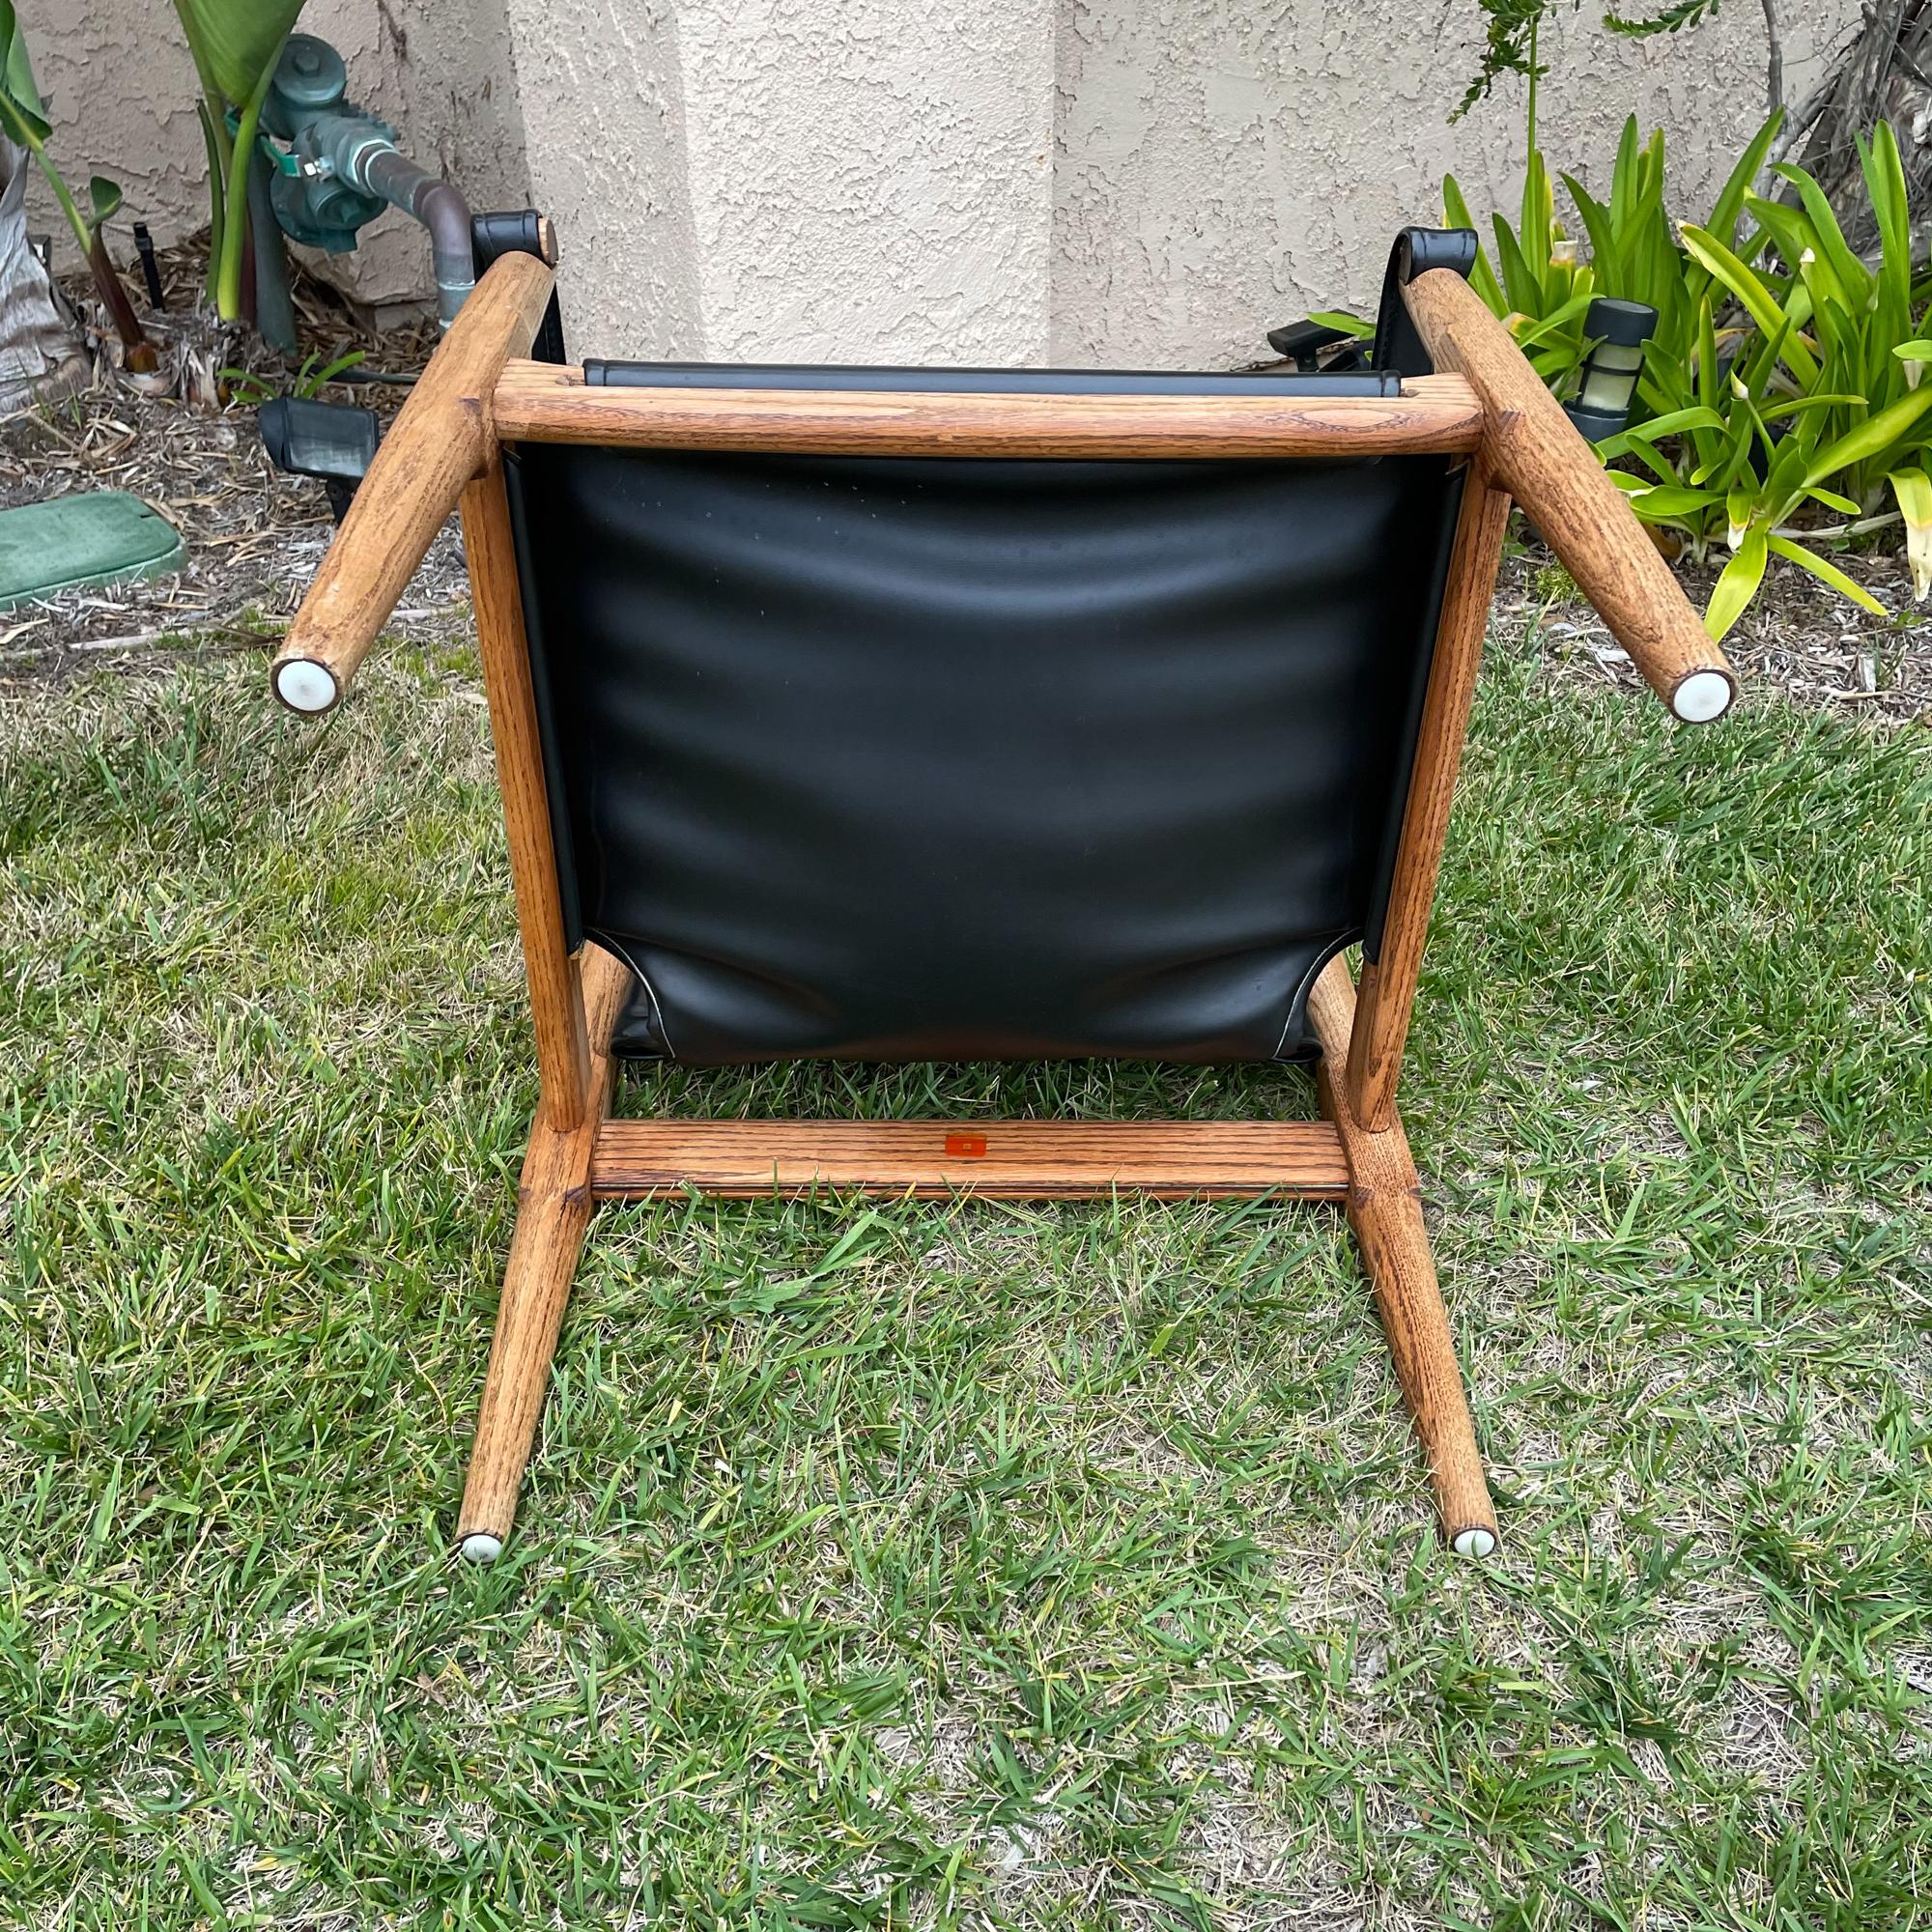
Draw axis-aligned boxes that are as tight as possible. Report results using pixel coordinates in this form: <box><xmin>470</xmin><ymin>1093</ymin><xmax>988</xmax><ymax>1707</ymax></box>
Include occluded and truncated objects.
<box><xmin>258</xmin><ymin>396</ymin><xmax>381</xmax><ymax>523</ymax></box>
<box><xmin>1565</xmin><ymin>298</ymin><xmax>1657</xmax><ymax>443</ymax></box>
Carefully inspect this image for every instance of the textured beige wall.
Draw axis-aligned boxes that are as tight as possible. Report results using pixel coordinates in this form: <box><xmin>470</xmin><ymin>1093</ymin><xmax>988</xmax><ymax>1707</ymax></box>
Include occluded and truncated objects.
<box><xmin>676</xmin><ymin>0</ymin><xmax>1052</xmax><ymax>363</ymax></box>
<box><xmin>25</xmin><ymin>0</ymin><xmax>526</xmax><ymax>313</ymax></box>
<box><xmin>513</xmin><ymin>0</ymin><xmax>1859</xmax><ymax>365</ymax></box>
<box><xmin>22</xmin><ymin>2</ymin><xmax>202</xmax><ymax>268</ymax></box>
<box><xmin>27</xmin><ymin>0</ymin><xmax>1869</xmax><ymax>359</ymax></box>
<box><xmin>498</xmin><ymin>0</ymin><xmax>1052</xmax><ymax>363</ymax></box>
<box><xmin>1053</xmin><ymin>0</ymin><xmax>1863</xmax><ymax>367</ymax></box>
<box><xmin>498</xmin><ymin>0</ymin><xmax>705</xmax><ymax>357</ymax></box>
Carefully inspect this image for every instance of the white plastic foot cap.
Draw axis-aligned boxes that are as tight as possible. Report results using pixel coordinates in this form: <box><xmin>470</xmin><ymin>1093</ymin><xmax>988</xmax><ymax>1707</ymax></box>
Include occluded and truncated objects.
<box><xmin>1452</xmin><ymin>1526</ymin><xmax>1497</xmax><ymax>1560</ymax></box>
<box><xmin>275</xmin><ymin>659</ymin><xmax>339</xmax><ymax>714</ymax></box>
<box><xmin>458</xmin><ymin>1532</ymin><xmax>503</xmax><ymax>1564</ymax></box>
<box><xmin>1671</xmin><ymin>670</ymin><xmax>1733</xmax><ymax>723</ymax></box>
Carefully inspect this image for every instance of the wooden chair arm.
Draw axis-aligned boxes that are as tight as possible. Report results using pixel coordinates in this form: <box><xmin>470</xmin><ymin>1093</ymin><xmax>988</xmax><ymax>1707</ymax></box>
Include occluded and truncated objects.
<box><xmin>1403</xmin><ymin>269</ymin><xmax>1736</xmax><ymax>723</ymax></box>
<box><xmin>270</xmin><ymin>252</ymin><xmax>556</xmax><ymax>715</ymax></box>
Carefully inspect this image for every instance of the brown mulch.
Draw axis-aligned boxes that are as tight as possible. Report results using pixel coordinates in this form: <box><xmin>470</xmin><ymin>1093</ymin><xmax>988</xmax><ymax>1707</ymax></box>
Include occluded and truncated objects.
<box><xmin>0</xmin><ymin>236</ymin><xmax>467</xmax><ymax>689</ymax></box>
<box><xmin>1502</xmin><ymin>541</ymin><xmax>1932</xmax><ymax>724</ymax></box>
<box><xmin>4</xmin><ymin>240</ymin><xmax>1929</xmax><ymax>723</ymax></box>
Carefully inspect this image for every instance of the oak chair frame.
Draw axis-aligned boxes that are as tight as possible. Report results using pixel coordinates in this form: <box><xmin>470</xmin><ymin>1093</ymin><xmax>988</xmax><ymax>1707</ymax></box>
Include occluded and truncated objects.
<box><xmin>270</xmin><ymin>252</ymin><xmax>1735</xmax><ymax>1564</ymax></box>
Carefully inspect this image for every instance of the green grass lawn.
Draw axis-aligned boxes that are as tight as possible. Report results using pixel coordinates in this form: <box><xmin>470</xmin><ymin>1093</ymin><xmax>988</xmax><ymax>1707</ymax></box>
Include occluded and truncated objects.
<box><xmin>3</xmin><ymin>626</ymin><xmax>1930</xmax><ymax>1931</ymax></box>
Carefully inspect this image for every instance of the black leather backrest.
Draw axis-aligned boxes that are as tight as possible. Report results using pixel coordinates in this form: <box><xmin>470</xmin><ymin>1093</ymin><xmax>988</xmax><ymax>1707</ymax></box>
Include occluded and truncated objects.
<box><xmin>506</xmin><ymin>381</ymin><xmax>1464</xmax><ymax>1067</ymax></box>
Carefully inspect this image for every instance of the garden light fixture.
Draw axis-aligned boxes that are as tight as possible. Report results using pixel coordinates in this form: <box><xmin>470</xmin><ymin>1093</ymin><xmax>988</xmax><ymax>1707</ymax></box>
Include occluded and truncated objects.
<box><xmin>1565</xmin><ymin>298</ymin><xmax>1657</xmax><ymax>443</ymax></box>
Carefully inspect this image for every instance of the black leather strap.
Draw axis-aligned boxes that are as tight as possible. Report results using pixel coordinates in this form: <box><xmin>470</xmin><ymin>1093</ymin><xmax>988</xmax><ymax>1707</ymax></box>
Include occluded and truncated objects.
<box><xmin>1371</xmin><ymin>227</ymin><xmax>1479</xmax><ymax>378</ymax></box>
<box><xmin>471</xmin><ymin>210</ymin><xmax>566</xmax><ymax>364</ymax></box>
<box><xmin>584</xmin><ymin>359</ymin><xmax>1400</xmax><ymax>398</ymax></box>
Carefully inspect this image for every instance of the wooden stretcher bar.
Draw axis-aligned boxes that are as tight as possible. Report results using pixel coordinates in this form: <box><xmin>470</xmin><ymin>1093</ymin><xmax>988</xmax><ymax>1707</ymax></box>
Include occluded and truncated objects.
<box><xmin>488</xmin><ymin>360</ymin><xmax>1487</xmax><ymax>458</ymax></box>
<box><xmin>590</xmin><ymin>1118</ymin><xmax>1352</xmax><ymax>1201</ymax></box>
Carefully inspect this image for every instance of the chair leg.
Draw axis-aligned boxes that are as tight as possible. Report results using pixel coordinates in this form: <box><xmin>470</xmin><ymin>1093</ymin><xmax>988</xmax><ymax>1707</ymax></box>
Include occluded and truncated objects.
<box><xmin>1307</xmin><ymin>956</ymin><xmax>1499</xmax><ymax>1556</ymax></box>
<box><xmin>455</xmin><ymin>944</ymin><xmax>630</xmax><ymax>1561</ymax></box>
<box><xmin>453</xmin><ymin>1118</ymin><xmax>598</xmax><ymax>1562</ymax></box>
<box><xmin>1342</xmin><ymin>1148</ymin><xmax>1499</xmax><ymax>1556</ymax></box>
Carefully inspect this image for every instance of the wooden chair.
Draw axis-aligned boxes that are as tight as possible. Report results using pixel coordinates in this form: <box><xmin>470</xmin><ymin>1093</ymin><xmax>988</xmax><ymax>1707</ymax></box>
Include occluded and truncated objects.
<box><xmin>270</xmin><ymin>233</ymin><xmax>1734</xmax><ymax>1565</ymax></box>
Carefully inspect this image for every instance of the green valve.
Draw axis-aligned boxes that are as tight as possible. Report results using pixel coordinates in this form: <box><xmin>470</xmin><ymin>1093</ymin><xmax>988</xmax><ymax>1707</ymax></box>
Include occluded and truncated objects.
<box><xmin>0</xmin><ymin>493</ymin><xmax>185</xmax><ymax>611</ymax></box>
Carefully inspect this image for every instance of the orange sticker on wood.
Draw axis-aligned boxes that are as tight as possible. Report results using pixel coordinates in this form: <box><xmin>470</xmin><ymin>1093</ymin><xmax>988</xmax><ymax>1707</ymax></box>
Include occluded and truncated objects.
<box><xmin>944</xmin><ymin>1131</ymin><xmax>988</xmax><ymax>1159</ymax></box>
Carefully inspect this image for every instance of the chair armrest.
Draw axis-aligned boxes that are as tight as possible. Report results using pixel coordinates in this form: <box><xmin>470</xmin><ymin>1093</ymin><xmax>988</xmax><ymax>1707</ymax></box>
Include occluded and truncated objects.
<box><xmin>1403</xmin><ymin>268</ymin><xmax>1735</xmax><ymax>723</ymax></box>
<box><xmin>270</xmin><ymin>251</ymin><xmax>556</xmax><ymax>715</ymax></box>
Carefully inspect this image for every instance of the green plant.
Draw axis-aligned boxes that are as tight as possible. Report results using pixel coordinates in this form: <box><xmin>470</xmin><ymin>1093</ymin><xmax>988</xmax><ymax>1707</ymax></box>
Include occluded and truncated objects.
<box><xmin>1295</xmin><ymin>151</ymin><xmax>1601</xmax><ymax>387</ymax></box>
<box><xmin>1444</xmin><ymin>149</ymin><xmax>1597</xmax><ymax>391</ymax></box>
<box><xmin>1438</xmin><ymin>115</ymin><xmax>1779</xmax><ymax>412</ymax></box>
<box><xmin>1565</xmin><ymin>112</ymin><xmax>1780</xmax><ymax>394</ymax></box>
<box><xmin>1460</xmin><ymin>0</ymin><xmax>1776</xmax><ymax>139</ymax></box>
<box><xmin>1607</xmin><ymin>122</ymin><xmax>1932</xmax><ymax>636</ymax></box>
<box><xmin>0</xmin><ymin>2</ymin><xmax>155</xmax><ymax>370</ymax></box>
<box><xmin>219</xmin><ymin>347</ymin><xmax>366</xmax><ymax>407</ymax></box>
<box><xmin>1283</xmin><ymin>113</ymin><xmax>1774</xmax><ymax>418</ymax></box>
<box><xmin>1603</xmin><ymin>0</ymin><xmax>1784</xmax><ymax>126</ymax></box>
<box><xmin>1456</xmin><ymin>0</ymin><xmax>1562</xmax><ymax>146</ymax></box>
<box><xmin>1431</xmin><ymin>110</ymin><xmax>1923</xmax><ymax>639</ymax></box>
<box><xmin>170</xmin><ymin>0</ymin><xmax>306</xmax><ymax>323</ymax></box>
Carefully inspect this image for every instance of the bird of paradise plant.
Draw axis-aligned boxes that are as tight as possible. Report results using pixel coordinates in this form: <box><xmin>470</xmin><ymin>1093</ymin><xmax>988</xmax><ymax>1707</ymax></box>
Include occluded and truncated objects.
<box><xmin>170</xmin><ymin>0</ymin><xmax>306</xmax><ymax>322</ymax></box>
<box><xmin>0</xmin><ymin>1</ymin><xmax>156</xmax><ymax>369</ymax></box>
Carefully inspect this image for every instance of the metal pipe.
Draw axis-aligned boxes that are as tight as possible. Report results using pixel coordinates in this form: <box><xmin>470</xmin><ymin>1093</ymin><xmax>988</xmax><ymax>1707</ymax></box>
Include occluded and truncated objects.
<box><xmin>246</xmin><ymin>142</ymin><xmax>298</xmax><ymax>352</ymax></box>
<box><xmin>344</xmin><ymin>142</ymin><xmax>476</xmax><ymax>326</ymax></box>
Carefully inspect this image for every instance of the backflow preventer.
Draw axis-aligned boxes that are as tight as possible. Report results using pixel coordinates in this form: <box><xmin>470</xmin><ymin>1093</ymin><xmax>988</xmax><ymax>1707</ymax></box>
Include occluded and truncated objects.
<box><xmin>249</xmin><ymin>38</ymin><xmax>565</xmax><ymax>521</ymax></box>
<box><xmin>258</xmin><ymin>33</ymin><xmax>475</xmax><ymax>327</ymax></box>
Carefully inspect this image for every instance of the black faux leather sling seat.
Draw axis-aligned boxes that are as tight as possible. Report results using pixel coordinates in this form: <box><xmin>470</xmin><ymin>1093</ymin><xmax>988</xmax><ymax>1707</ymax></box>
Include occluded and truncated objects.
<box><xmin>507</xmin><ymin>397</ymin><xmax>1463</xmax><ymax>1069</ymax></box>
<box><xmin>268</xmin><ymin>227</ymin><xmax>1738</xmax><ymax>1566</ymax></box>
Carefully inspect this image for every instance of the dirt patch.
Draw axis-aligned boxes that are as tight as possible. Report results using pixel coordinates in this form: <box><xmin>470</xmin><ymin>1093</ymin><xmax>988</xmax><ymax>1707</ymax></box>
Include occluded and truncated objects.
<box><xmin>0</xmin><ymin>238</ymin><xmax>465</xmax><ymax>691</ymax></box>
<box><xmin>1514</xmin><ymin>542</ymin><xmax>1932</xmax><ymax>724</ymax></box>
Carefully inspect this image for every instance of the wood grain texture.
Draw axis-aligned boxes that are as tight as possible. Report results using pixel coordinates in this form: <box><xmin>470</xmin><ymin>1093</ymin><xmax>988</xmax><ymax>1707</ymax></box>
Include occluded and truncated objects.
<box><xmin>270</xmin><ymin>253</ymin><xmax>555</xmax><ymax>714</ymax></box>
<box><xmin>1403</xmin><ymin>269</ymin><xmax>1735</xmax><ymax>721</ymax></box>
<box><xmin>491</xmin><ymin>360</ymin><xmax>1484</xmax><ymax>457</ymax></box>
<box><xmin>592</xmin><ymin>1119</ymin><xmax>1351</xmax><ymax>1200</ymax></box>
<box><xmin>1307</xmin><ymin>955</ymin><xmax>1499</xmax><ymax>1551</ymax></box>
<box><xmin>1348</xmin><ymin>463</ymin><xmax>1513</xmax><ymax>1131</ymax></box>
<box><xmin>453</xmin><ymin>943</ymin><xmax>629</xmax><ymax>1551</ymax></box>
<box><xmin>462</xmin><ymin>458</ymin><xmax>589</xmax><ymax>1133</ymax></box>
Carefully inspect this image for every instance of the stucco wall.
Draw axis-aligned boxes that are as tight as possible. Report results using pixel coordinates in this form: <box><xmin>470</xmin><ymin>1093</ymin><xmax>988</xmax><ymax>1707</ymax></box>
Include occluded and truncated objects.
<box><xmin>1054</xmin><ymin>0</ymin><xmax>1864</xmax><ymax>367</ymax></box>
<box><xmin>24</xmin><ymin>0</ymin><xmax>527</xmax><ymax>315</ymax></box>
<box><xmin>22</xmin><ymin>3</ymin><xmax>203</xmax><ymax>270</ymax></box>
<box><xmin>498</xmin><ymin>0</ymin><xmax>705</xmax><ymax>357</ymax></box>
<box><xmin>27</xmin><ymin>0</ymin><xmax>1867</xmax><ymax>360</ymax></box>
<box><xmin>676</xmin><ymin>0</ymin><xmax>1052</xmax><ymax>364</ymax></box>
<box><xmin>498</xmin><ymin>0</ymin><xmax>1053</xmax><ymax>363</ymax></box>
